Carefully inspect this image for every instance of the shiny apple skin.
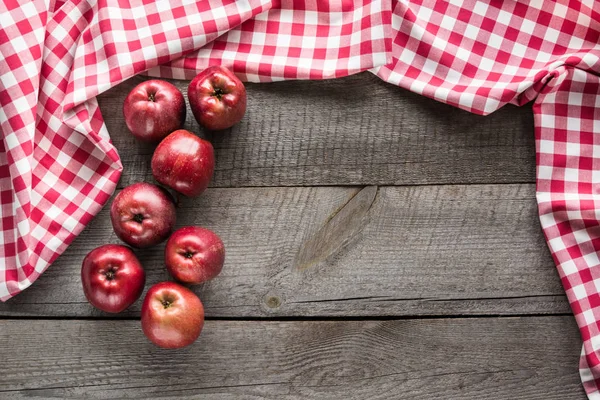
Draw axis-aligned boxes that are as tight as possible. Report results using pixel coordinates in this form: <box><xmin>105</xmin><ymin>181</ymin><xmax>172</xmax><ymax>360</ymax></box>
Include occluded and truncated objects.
<box><xmin>187</xmin><ymin>65</ymin><xmax>247</xmax><ymax>131</ymax></box>
<box><xmin>123</xmin><ymin>79</ymin><xmax>186</xmax><ymax>142</ymax></box>
<box><xmin>141</xmin><ymin>282</ymin><xmax>205</xmax><ymax>349</ymax></box>
<box><xmin>165</xmin><ymin>226</ymin><xmax>225</xmax><ymax>284</ymax></box>
<box><xmin>110</xmin><ymin>182</ymin><xmax>176</xmax><ymax>248</ymax></box>
<box><xmin>81</xmin><ymin>244</ymin><xmax>145</xmax><ymax>313</ymax></box>
<box><xmin>151</xmin><ymin>129</ymin><xmax>214</xmax><ymax>197</ymax></box>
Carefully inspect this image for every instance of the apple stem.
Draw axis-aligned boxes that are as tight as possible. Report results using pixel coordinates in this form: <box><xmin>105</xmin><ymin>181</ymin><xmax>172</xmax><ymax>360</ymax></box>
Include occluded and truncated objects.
<box><xmin>148</xmin><ymin>93</ymin><xmax>156</xmax><ymax>102</ymax></box>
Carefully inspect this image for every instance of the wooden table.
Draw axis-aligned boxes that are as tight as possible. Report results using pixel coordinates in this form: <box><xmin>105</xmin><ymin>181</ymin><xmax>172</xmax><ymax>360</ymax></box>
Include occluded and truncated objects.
<box><xmin>0</xmin><ymin>73</ymin><xmax>586</xmax><ymax>399</ymax></box>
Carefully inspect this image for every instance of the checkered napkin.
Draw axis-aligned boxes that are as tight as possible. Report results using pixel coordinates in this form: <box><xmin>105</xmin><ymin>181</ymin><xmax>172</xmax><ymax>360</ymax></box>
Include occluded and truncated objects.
<box><xmin>2</xmin><ymin>0</ymin><xmax>600</xmax><ymax>396</ymax></box>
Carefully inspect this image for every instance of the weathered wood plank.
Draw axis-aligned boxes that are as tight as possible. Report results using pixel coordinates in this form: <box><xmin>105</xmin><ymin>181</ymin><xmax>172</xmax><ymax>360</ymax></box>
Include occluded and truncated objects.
<box><xmin>98</xmin><ymin>73</ymin><xmax>535</xmax><ymax>188</ymax></box>
<box><xmin>0</xmin><ymin>317</ymin><xmax>584</xmax><ymax>399</ymax></box>
<box><xmin>0</xmin><ymin>184</ymin><xmax>569</xmax><ymax>317</ymax></box>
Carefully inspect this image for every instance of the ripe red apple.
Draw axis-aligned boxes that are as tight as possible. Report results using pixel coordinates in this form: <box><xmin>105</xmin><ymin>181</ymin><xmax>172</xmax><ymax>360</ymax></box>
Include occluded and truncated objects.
<box><xmin>110</xmin><ymin>182</ymin><xmax>176</xmax><ymax>248</ymax></box>
<box><xmin>141</xmin><ymin>282</ymin><xmax>205</xmax><ymax>348</ymax></box>
<box><xmin>123</xmin><ymin>79</ymin><xmax>186</xmax><ymax>142</ymax></box>
<box><xmin>165</xmin><ymin>226</ymin><xmax>225</xmax><ymax>284</ymax></box>
<box><xmin>151</xmin><ymin>129</ymin><xmax>214</xmax><ymax>197</ymax></box>
<box><xmin>81</xmin><ymin>244</ymin><xmax>145</xmax><ymax>313</ymax></box>
<box><xmin>188</xmin><ymin>65</ymin><xmax>247</xmax><ymax>131</ymax></box>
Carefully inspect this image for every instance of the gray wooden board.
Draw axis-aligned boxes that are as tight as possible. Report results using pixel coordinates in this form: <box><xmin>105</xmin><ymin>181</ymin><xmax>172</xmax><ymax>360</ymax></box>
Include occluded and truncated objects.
<box><xmin>5</xmin><ymin>72</ymin><xmax>582</xmax><ymax>399</ymax></box>
<box><xmin>97</xmin><ymin>72</ymin><xmax>536</xmax><ymax>189</ymax></box>
<box><xmin>0</xmin><ymin>184</ymin><xmax>569</xmax><ymax>317</ymax></box>
<box><xmin>0</xmin><ymin>317</ymin><xmax>584</xmax><ymax>399</ymax></box>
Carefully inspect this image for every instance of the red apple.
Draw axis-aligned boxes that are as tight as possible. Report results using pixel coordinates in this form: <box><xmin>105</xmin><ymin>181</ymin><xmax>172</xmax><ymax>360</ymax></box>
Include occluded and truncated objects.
<box><xmin>110</xmin><ymin>182</ymin><xmax>176</xmax><ymax>248</ymax></box>
<box><xmin>165</xmin><ymin>226</ymin><xmax>225</xmax><ymax>284</ymax></box>
<box><xmin>141</xmin><ymin>282</ymin><xmax>205</xmax><ymax>348</ymax></box>
<box><xmin>188</xmin><ymin>65</ymin><xmax>247</xmax><ymax>131</ymax></box>
<box><xmin>81</xmin><ymin>244</ymin><xmax>145</xmax><ymax>313</ymax></box>
<box><xmin>151</xmin><ymin>129</ymin><xmax>214</xmax><ymax>197</ymax></box>
<box><xmin>123</xmin><ymin>79</ymin><xmax>186</xmax><ymax>142</ymax></box>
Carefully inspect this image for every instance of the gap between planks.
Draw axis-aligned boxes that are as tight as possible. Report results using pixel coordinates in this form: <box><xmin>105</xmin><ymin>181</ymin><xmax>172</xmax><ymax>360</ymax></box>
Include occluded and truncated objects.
<box><xmin>0</xmin><ymin>312</ymin><xmax>575</xmax><ymax>322</ymax></box>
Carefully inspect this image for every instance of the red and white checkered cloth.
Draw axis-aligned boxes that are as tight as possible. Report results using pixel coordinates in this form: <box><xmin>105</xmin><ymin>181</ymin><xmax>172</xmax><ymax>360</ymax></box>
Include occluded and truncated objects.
<box><xmin>2</xmin><ymin>0</ymin><xmax>600</xmax><ymax>396</ymax></box>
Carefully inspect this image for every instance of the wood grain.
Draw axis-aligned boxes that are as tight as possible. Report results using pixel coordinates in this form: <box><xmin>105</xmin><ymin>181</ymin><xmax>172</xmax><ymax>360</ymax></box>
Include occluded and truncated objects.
<box><xmin>0</xmin><ymin>317</ymin><xmax>584</xmax><ymax>399</ymax></box>
<box><xmin>4</xmin><ymin>65</ymin><xmax>579</xmax><ymax>400</ymax></box>
<box><xmin>97</xmin><ymin>73</ymin><xmax>535</xmax><ymax>188</ymax></box>
<box><xmin>0</xmin><ymin>184</ymin><xmax>568</xmax><ymax>317</ymax></box>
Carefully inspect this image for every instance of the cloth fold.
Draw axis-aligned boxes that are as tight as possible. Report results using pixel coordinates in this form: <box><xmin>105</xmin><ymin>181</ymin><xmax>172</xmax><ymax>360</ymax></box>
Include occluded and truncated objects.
<box><xmin>2</xmin><ymin>0</ymin><xmax>600</xmax><ymax>397</ymax></box>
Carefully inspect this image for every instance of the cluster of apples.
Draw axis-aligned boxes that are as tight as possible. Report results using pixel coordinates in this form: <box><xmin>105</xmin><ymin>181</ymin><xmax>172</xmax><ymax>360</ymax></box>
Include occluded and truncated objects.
<box><xmin>80</xmin><ymin>66</ymin><xmax>246</xmax><ymax>349</ymax></box>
